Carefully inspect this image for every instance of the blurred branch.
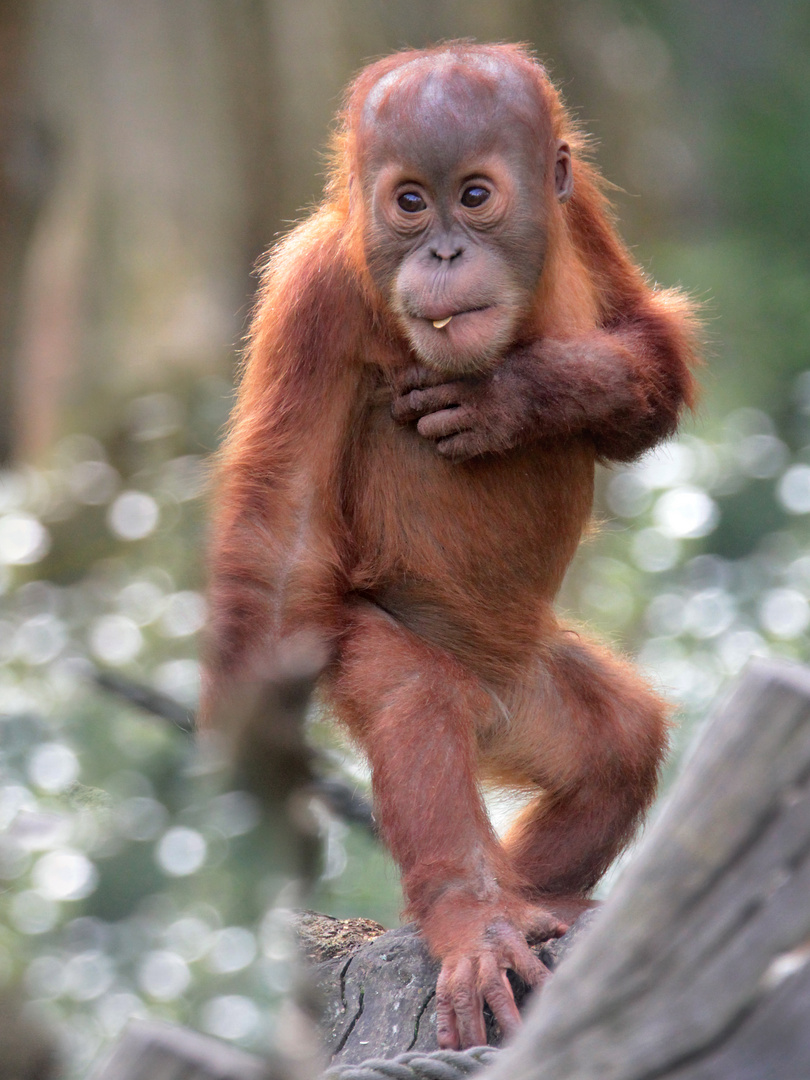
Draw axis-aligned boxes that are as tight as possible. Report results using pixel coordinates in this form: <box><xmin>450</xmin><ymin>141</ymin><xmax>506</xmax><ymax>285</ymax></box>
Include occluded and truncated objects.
<box><xmin>92</xmin><ymin>665</ymin><xmax>376</xmax><ymax>834</ymax></box>
<box><xmin>92</xmin><ymin>667</ymin><xmax>195</xmax><ymax>732</ymax></box>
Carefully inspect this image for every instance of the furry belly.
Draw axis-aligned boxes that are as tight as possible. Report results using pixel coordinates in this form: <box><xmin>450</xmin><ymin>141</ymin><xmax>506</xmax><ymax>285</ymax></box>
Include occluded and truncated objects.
<box><xmin>346</xmin><ymin>418</ymin><xmax>596</xmax><ymax>674</ymax></box>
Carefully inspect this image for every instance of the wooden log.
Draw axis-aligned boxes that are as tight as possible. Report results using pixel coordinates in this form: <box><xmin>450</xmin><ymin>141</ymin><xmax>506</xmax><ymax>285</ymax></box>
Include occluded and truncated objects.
<box><xmin>88</xmin><ymin>1020</ymin><xmax>269</xmax><ymax>1080</ymax></box>
<box><xmin>486</xmin><ymin>658</ymin><xmax>810</xmax><ymax>1080</ymax></box>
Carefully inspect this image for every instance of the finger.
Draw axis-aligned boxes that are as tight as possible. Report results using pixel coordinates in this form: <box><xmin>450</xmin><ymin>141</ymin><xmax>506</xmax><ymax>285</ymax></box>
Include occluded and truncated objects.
<box><xmin>449</xmin><ymin>958</ymin><xmax>487</xmax><ymax>1049</ymax></box>
<box><xmin>436</xmin><ymin>432</ymin><xmax>486</xmax><ymax>462</ymax></box>
<box><xmin>482</xmin><ymin>921</ymin><xmax>548</xmax><ymax>988</ymax></box>
<box><xmin>505</xmin><ymin>944</ymin><xmax>549</xmax><ymax>990</ymax></box>
<box><xmin>436</xmin><ymin>967</ymin><xmax>461</xmax><ymax>1050</ymax></box>
<box><xmin>393</xmin><ymin>362</ymin><xmax>442</xmax><ymax>395</ymax></box>
<box><xmin>480</xmin><ymin>957</ymin><xmax>522</xmax><ymax>1042</ymax></box>
<box><xmin>392</xmin><ymin>383</ymin><xmax>463</xmax><ymax>423</ymax></box>
<box><xmin>525</xmin><ymin>909</ymin><xmax>569</xmax><ymax>941</ymax></box>
<box><xmin>417</xmin><ymin>407</ymin><xmax>472</xmax><ymax>441</ymax></box>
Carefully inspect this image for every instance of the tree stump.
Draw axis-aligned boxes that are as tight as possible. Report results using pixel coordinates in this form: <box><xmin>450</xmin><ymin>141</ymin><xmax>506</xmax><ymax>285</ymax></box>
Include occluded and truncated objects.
<box><xmin>299</xmin><ymin>912</ymin><xmax>598</xmax><ymax>1065</ymax></box>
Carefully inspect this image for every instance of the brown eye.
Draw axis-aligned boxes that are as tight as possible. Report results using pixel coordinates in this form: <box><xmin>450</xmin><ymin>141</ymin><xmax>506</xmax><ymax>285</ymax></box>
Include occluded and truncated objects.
<box><xmin>397</xmin><ymin>191</ymin><xmax>427</xmax><ymax>213</ymax></box>
<box><xmin>461</xmin><ymin>185</ymin><xmax>490</xmax><ymax>208</ymax></box>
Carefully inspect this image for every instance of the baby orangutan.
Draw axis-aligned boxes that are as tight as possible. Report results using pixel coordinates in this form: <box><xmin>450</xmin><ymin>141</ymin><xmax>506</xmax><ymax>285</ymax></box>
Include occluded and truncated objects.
<box><xmin>202</xmin><ymin>43</ymin><xmax>700</xmax><ymax>1049</ymax></box>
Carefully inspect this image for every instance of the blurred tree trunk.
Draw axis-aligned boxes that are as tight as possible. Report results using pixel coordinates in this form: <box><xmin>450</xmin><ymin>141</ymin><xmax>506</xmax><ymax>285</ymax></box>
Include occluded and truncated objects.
<box><xmin>0</xmin><ymin>0</ymin><xmax>53</xmax><ymax>465</ymax></box>
<box><xmin>14</xmin><ymin>0</ymin><xmax>283</xmax><ymax>457</ymax></box>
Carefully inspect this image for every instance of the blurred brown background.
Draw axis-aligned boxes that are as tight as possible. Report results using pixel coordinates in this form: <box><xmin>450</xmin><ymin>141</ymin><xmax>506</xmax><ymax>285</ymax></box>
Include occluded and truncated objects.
<box><xmin>4</xmin><ymin>0</ymin><xmax>802</xmax><ymax>461</ymax></box>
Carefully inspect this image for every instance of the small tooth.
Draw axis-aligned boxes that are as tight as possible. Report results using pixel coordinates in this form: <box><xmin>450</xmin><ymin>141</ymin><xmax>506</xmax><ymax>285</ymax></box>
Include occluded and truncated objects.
<box><xmin>432</xmin><ymin>316</ymin><xmax>453</xmax><ymax>329</ymax></box>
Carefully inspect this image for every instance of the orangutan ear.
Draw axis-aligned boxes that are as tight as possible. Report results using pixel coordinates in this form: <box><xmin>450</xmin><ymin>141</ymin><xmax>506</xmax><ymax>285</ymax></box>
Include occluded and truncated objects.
<box><xmin>555</xmin><ymin>141</ymin><xmax>573</xmax><ymax>203</ymax></box>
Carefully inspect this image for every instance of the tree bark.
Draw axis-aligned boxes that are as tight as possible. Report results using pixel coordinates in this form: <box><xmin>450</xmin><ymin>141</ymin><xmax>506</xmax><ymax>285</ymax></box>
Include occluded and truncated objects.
<box><xmin>300</xmin><ymin>912</ymin><xmax>597</xmax><ymax>1064</ymax></box>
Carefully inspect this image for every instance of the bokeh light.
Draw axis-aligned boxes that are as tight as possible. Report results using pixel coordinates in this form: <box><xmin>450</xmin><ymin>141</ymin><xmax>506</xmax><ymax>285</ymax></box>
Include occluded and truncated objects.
<box><xmin>777</xmin><ymin>465</ymin><xmax>810</xmax><ymax>514</ymax></box>
<box><xmin>67</xmin><ymin>460</ymin><xmax>120</xmax><ymax>506</ymax></box>
<box><xmin>28</xmin><ymin>743</ymin><xmax>80</xmax><ymax>793</ymax></box>
<box><xmin>632</xmin><ymin>528</ymin><xmax>681</xmax><ymax>573</ymax></box>
<box><xmin>156</xmin><ymin>827</ymin><xmax>207</xmax><ymax>877</ymax></box>
<box><xmin>206</xmin><ymin>792</ymin><xmax>261</xmax><ymax>838</ymax></box>
<box><xmin>200</xmin><ymin>995</ymin><xmax>261</xmax><ymax>1041</ymax></box>
<box><xmin>158</xmin><ymin>591</ymin><xmax>206</xmax><ymax>638</ymax></box>
<box><xmin>164</xmin><ymin>917</ymin><xmax>214</xmax><ymax>962</ymax></box>
<box><xmin>10</xmin><ymin>890</ymin><xmax>60</xmax><ymax>935</ymax></box>
<box><xmin>32</xmin><ymin>849</ymin><xmax>99</xmax><ymax>901</ymax></box>
<box><xmin>653</xmin><ymin>487</ymin><xmax>719</xmax><ymax>540</ymax></box>
<box><xmin>206</xmin><ymin>928</ymin><xmax>257</xmax><ymax>974</ymax></box>
<box><xmin>116</xmin><ymin>796</ymin><xmax>169</xmax><ymax>841</ymax></box>
<box><xmin>62</xmin><ymin>951</ymin><xmax>115</xmax><ymax>1001</ymax></box>
<box><xmin>14</xmin><ymin>615</ymin><xmax>68</xmax><ymax>664</ymax></box>
<box><xmin>0</xmin><ymin>513</ymin><xmax>50</xmax><ymax>564</ymax></box>
<box><xmin>152</xmin><ymin>659</ymin><xmax>200</xmax><ymax>708</ymax></box>
<box><xmin>117</xmin><ymin>581</ymin><xmax>165</xmax><ymax>625</ymax></box>
<box><xmin>759</xmin><ymin>588</ymin><xmax>810</xmax><ymax>639</ymax></box>
<box><xmin>107</xmin><ymin>492</ymin><xmax>160</xmax><ymax>541</ymax></box>
<box><xmin>89</xmin><ymin>615</ymin><xmax>143</xmax><ymax>665</ymax></box>
<box><xmin>138</xmin><ymin>951</ymin><xmax>191</xmax><ymax>1001</ymax></box>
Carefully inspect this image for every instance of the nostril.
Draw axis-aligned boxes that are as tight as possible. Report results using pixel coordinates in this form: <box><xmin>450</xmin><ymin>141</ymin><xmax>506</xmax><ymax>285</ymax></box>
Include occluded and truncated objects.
<box><xmin>430</xmin><ymin>244</ymin><xmax>464</xmax><ymax>262</ymax></box>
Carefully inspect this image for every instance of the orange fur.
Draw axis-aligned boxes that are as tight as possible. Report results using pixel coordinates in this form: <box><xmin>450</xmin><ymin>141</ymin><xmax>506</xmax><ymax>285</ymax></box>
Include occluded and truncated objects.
<box><xmin>202</xmin><ymin>43</ymin><xmax>701</xmax><ymax>1049</ymax></box>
